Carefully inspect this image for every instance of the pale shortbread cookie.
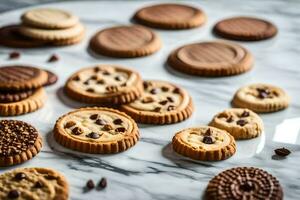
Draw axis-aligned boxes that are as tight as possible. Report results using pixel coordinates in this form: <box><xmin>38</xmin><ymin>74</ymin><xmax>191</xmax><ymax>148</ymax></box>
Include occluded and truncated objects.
<box><xmin>209</xmin><ymin>108</ymin><xmax>263</xmax><ymax>139</ymax></box>
<box><xmin>232</xmin><ymin>83</ymin><xmax>290</xmax><ymax>113</ymax></box>
<box><xmin>0</xmin><ymin>168</ymin><xmax>68</xmax><ymax>200</ymax></box>
<box><xmin>121</xmin><ymin>80</ymin><xmax>193</xmax><ymax>124</ymax></box>
<box><xmin>53</xmin><ymin>107</ymin><xmax>140</xmax><ymax>154</ymax></box>
<box><xmin>20</xmin><ymin>23</ymin><xmax>85</xmax><ymax>42</ymax></box>
<box><xmin>172</xmin><ymin>126</ymin><xmax>236</xmax><ymax>161</ymax></box>
<box><xmin>21</xmin><ymin>8</ymin><xmax>79</xmax><ymax>29</ymax></box>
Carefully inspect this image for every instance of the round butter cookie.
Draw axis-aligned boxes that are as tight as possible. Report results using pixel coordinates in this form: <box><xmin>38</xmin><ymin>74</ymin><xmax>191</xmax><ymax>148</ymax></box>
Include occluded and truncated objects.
<box><xmin>53</xmin><ymin>107</ymin><xmax>140</xmax><ymax>154</ymax></box>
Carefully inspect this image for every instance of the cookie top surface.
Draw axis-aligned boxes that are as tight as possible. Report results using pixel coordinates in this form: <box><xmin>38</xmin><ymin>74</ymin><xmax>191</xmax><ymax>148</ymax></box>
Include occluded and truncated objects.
<box><xmin>174</xmin><ymin>126</ymin><xmax>234</xmax><ymax>151</ymax></box>
<box><xmin>21</xmin><ymin>8</ymin><xmax>79</xmax><ymax>29</ymax></box>
<box><xmin>213</xmin><ymin>16</ymin><xmax>277</xmax><ymax>41</ymax></box>
<box><xmin>134</xmin><ymin>3</ymin><xmax>206</xmax><ymax>29</ymax></box>
<box><xmin>0</xmin><ymin>65</ymin><xmax>48</xmax><ymax>91</ymax></box>
<box><xmin>206</xmin><ymin>167</ymin><xmax>283</xmax><ymax>200</ymax></box>
<box><xmin>0</xmin><ymin>120</ymin><xmax>40</xmax><ymax>157</ymax></box>
<box><xmin>0</xmin><ymin>167</ymin><xmax>68</xmax><ymax>200</ymax></box>
<box><xmin>56</xmin><ymin>107</ymin><xmax>137</xmax><ymax>143</ymax></box>
<box><xmin>0</xmin><ymin>90</ymin><xmax>34</xmax><ymax>103</ymax></box>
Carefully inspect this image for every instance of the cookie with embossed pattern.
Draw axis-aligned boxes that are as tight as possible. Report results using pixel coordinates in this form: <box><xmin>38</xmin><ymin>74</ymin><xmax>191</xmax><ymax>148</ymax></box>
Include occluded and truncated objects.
<box><xmin>53</xmin><ymin>107</ymin><xmax>140</xmax><ymax>154</ymax></box>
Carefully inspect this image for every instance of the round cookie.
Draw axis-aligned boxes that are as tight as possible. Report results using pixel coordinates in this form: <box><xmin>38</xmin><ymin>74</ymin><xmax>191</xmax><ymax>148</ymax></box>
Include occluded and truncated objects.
<box><xmin>213</xmin><ymin>16</ymin><xmax>277</xmax><ymax>41</ymax></box>
<box><xmin>167</xmin><ymin>41</ymin><xmax>253</xmax><ymax>76</ymax></box>
<box><xmin>0</xmin><ymin>90</ymin><xmax>34</xmax><ymax>103</ymax></box>
<box><xmin>65</xmin><ymin>65</ymin><xmax>143</xmax><ymax>105</ymax></box>
<box><xmin>121</xmin><ymin>80</ymin><xmax>193</xmax><ymax>124</ymax></box>
<box><xmin>209</xmin><ymin>108</ymin><xmax>263</xmax><ymax>139</ymax></box>
<box><xmin>53</xmin><ymin>107</ymin><xmax>140</xmax><ymax>154</ymax></box>
<box><xmin>0</xmin><ymin>65</ymin><xmax>48</xmax><ymax>91</ymax></box>
<box><xmin>89</xmin><ymin>25</ymin><xmax>161</xmax><ymax>58</ymax></box>
<box><xmin>205</xmin><ymin>167</ymin><xmax>283</xmax><ymax>200</ymax></box>
<box><xmin>133</xmin><ymin>3</ymin><xmax>206</xmax><ymax>29</ymax></box>
<box><xmin>0</xmin><ymin>120</ymin><xmax>42</xmax><ymax>167</ymax></box>
<box><xmin>232</xmin><ymin>83</ymin><xmax>290</xmax><ymax>113</ymax></box>
<box><xmin>21</xmin><ymin>8</ymin><xmax>79</xmax><ymax>29</ymax></box>
<box><xmin>0</xmin><ymin>167</ymin><xmax>69</xmax><ymax>200</ymax></box>
<box><xmin>43</xmin><ymin>70</ymin><xmax>58</xmax><ymax>86</ymax></box>
<box><xmin>172</xmin><ymin>126</ymin><xmax>236</xmax><ymax>161</ymax></box>
<box><xmin>0</xmin><ymin>88</ymin><xmax>46</xmax><ymax>116</ymax></box>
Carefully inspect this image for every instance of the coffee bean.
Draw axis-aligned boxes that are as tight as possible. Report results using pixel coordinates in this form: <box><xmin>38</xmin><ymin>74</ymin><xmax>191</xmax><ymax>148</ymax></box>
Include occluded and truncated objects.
<box><xmin>86</xmin><ymin>132</ymin><xmax>100</xmax><ymax>139</ymax></box>
<box><xmin>7</xmin><ymin>190</ymin><xmax>19</xmax><ymax>198</ymax></box>
<box><xmin>141</xmin><ymin>96</ymin><xmax>154</xmax><ymax>103</ymax></box>
<box><xmin>173</xmin><ymin>88</ymin><xmax>180</xmax><ymax>94</ymax></box>
<box><xmin>86</xmin><ymin>88</ymin><xmax>94</xmax><ymax>93</ymax></box>
<box><xmin>167</xmin><ymin>96</ymin><xmax>174</xmax><ymax>102</ymax></box>
<box><xmin>161</xmin><ymin>86</ymin><xmax>169</xmax><ymax>92</ymax></box>
<box><xmin>98</xmin><ymin>177</ymin><xmax>107</xmax><ymax>189</ymax></box>
<box><xmin>64</xmin><ymin>121</ymin><xmax>76</xmax><ymax>128</ymax></box>
<box><xmin>95</xmin><ymin>119</ymin><xmax>106</xmax><ymax>125</ymax></box>
<box><xmin>34</xmin><ymin>181</ymin><xmax>44</xmax><ymax>188</ymax></box>
<box><xmin>9</xmin><ymin>51</ymin><xmax>20</xmax><ymax>59</ymax></box>
<box><xmin>15</xmin><ymin>172</ymin><xmax>26</xmax><ymax>181</ymax></box>
<box><xmin>159</xmin><ymin>100</ymin><xmax>168</xmax><ymax>105</ymax></box>
<box><xmin>226</xmin><ymin>116</ymin><xmax>234</xmax><ymax>123</ymax></box>
<box><xmin>86</xmin><ymin>179</ymin><xmax>95</xmax><ymax>189</ymax></box>
<box><xmin>48</xmin><ymin>54</ymin><xmax>59</xmax><ymax>62</ymax></box>
<box><xmin>115</xmin><ymin>127</ymin><xmax>126</xmax><ymax>133</ymax></box>
<box><xmin>153</xmin><ymin>107</ymin><xmax>161</xmax><ymax>112</ymax></box>
<box><xmin>150</xmin><ymin>88</ymin><xmax>159</xmax><ymax>94</ymax></box>
<box><xmin>241</xmin><ymin>111</ymin><xmax>250</xmax><ymax>117</ymax></box>
<box><xmin>113</xmin><ymin>119</ymin><xmax>123</xmax><ymax>125</ymax></box>
<box><xmin>72</xmin><ymin>127</ymin><xmax>83</xmax><ymax>135</ymax></box>
<box><xmin>90</xmin><ymin>114</ymin><xmax>98</xmax><ymax>120</ymax></box>
<box><xmin>167</xmin><ymin>105</ymin><xmax>175</xmax><ymax>111</ymax></box>
<box><xmin>236</xmin><ymin>119</ymin><xmax>247</xmax><ymax>126</ymax></box>
<box><xmin>103</xmin><ymin>124</ymin><xmax>113</xmax><ymax>131</ymax></box>
<box><xmin>274</xmin><ymin>147</ymin><xmax>291</xmax><ymax>157</ymax></box>
<box><xmin>203</xmin><ymin>136</ymin><xmax>214</xmax><ymax>144</ymax></box>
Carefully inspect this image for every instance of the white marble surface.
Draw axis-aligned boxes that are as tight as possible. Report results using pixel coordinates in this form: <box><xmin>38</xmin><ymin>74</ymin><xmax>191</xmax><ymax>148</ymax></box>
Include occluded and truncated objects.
<box><xmin>0</xmin><ymin>0</ymin><xmax>300</xmax><ymax>199</ymax></box>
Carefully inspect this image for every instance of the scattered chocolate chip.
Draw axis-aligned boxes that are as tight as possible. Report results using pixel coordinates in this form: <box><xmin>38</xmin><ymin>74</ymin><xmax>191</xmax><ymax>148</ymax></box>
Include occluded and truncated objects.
<box><xmin>72</xmin><ymin>127</ymin><xmax>83</xmax><ymax>135</ymax></box>
<box><xmin>7</xmin><ymin>190</ymin><xmax>19</xmax><ymax>199</ymax></box>
<box><xmin>121</xmin><ymin>83</ymin><xmax>127</xmax><ymax>87</ymax></box>
<box><xmin>204</xmin><ymin>129</ymin><xmax>211</xmax><ymax>136</ymax></box>
<box><xmin>95</xmin><ymin>119</ymin><xmax>106</xmax><ymax>125</ymax></box>
<box><xmin>103</xmin><ymin>124</ymin><xmax>113</xmax><ymax>131</ymax></box>
<box><xmin>90</xmin><ymin>75</ymin><xmax>97</xmax><ymax>80</ymax></box>
<box><xmin>97</xmin><ymin>79</ymin><xmax>105</xmax><ymax>84</ymax></box>
<box><xmin>226</xmin><ymin>116</ymin><xmax>234</xmax><ymax>123</ymax></box>
<box><xmin>113</xmin><ymin>119</ymin><xmax>123</xmax><ymax>125</ymax></box>
<box><xmin>86</xmin><ymin>132</ymin><xmax>100</xmax><ymax>139</ymax></box>
<box><xmin>86</xmin><ymin>179</ymin><xmax>95</xmax><ymax>189</ymax></box>
<box><xmin>173</xmin><ymin>88</ymin><xmax>180</xmax><ymax>94</ymax></box>
<box><xmin>83</xmin><ymin>80</ymin><xmax>89</xmax><ymax>85</ymax></box>
<box><xmin>167</xmin><ymin>105</ymin><xmax>175</xmax><ymax>111</ymax></box>
<box><xmin>153</xmin><ymin>107</ymin><xmax>161</xmax><ymax>112</ymax></box>
<box><xmin>94</xmin><ymin>67</ymin><xmax>101</xmax><ymax>72</ymax></box>
<box><xmin>14</xmin><ymin>172</ymin><xmax>26</xmax><ymax>181</ymax></box>
<box><xmin>257</xmin><ymin>88</ymin><xmax>270</xmax><ymax>99</ymax></box>
<box><xmin>115</xmin><ymin>76</ymin><xmax>122</xmax><ymax>81</ymax></box>
<box><xmin>90</xmin><ymin>114</ymin><xmax>98</xmax><ymax>120</ymax></box>
<box><xmin>240</xmin><ymin>181</ymin><xmax>255</xmax><ymax>192</ymax></box>
<box><xmin>274</xmin><ymin>147</ymin><xmax>291</xmax><ymax>157</ymax></box>
<box><xmin>48</xmin><ymin>54</ymin><xmax>59</xmax><ymax>62</ymax></box>
<box><xmin>167</xmin><ymin>96</ymin><xmax>174</xmax><ymax>102</ymax></box>
<box><xmin>64</xmin><ymin>121</ymin><xmax>76</xmax><ymax>128</ymax></box>
<box><xmin>241</xmin><ymin>110</ymin><xmax>250</xmax><ymax>117</ymax></box>
<box><xmin>115</xmin><ymin>127</ymin><xmax>126</xmax><ymax>133</ymax></box>
<box><xmin>34</xmin><ymin>181</ymin><xmax>44</xmax><ymax>188</ymax></box>
<box><xmin>236</xmin><ymin>119</ymin><xmax>247</xmax><ymax>126</ymax></box>
<box><xmin>161</xmin><ymin>86</ymin><xmax>169</xmax><ymax>92</ymax></box>
<box><xmin>203</xmin><ymin>136</ymin><xmax>214</xmax><ymax>144</ymax></box>
<box><xmin>143</xmin><ymin>81</ymin><xmax>150</xmax><ymax>89</ymax></box>
<box><xmin>9</xmin><ymin>51</ymin><xmax>20</xmax><ymax>59</ymax></box>
<box><xmin>150</xmin><ymin>88</ymin><xmax>159</xmax><ymax>94</ymax></box>
<box><xmin>98</xmin><ymin>177</ymin><xmax>107</xmax><ymax>189</ymax></box>
<box><xmin>141</xmin><ymin>96</ymin><xmax>154</xmax><ymax>103</ymax></box>
<box><xmin>159</xmin><ymin>100</ymin><xmax>168</xmax><ymax>105</ymax></box>
<box><xmin>73</xmin><ymin>75</ymin><xmax>80</xmax><ymax>81</ymax></box>
<box><xmin>86</xmin><ymin>88</ymin><xmax>95</xmax><ymax>93</ymax></box>
<box><xmin>103</xmin><ymin>71</ymin><xmax>110</xmax><ymax>75</ymax></box>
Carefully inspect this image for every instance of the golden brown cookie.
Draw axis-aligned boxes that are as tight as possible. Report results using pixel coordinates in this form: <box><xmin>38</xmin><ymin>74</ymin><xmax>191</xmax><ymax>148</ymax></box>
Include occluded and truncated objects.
<box><xmin>167</xmin><ymin>41</ymin><xmax>253</xmax><ymax>76</ymax></box>
<box><xmin>51</xmin><ymin>31</ymin><xmax>84</xmax><ymax>46</ymax></box>
<box><xmin>89</xmin><ymin>25</ymin><xmax>161</xmax><ymax>58</ymax></box>
<box><xmin>205</xmin><ymin>167</ymin><xmax>283</xmax><ymax>200</ymax></box>
<box><xmin>0</xmin><ymin>167</ymin><xmax>69</xmax><ymax>200</ymax></box>
<box><xmin>0</xmin><ymin>120</ymin><xmax>42</xmax><ymax>167</ymax></box>
<box><xmin>213</xmin><ymin>16</ymin><xmax>278</xmax><ymax>41</ymax></box>
<box><xmin>53</xmin><ymin>107</ymin><xmax>140</xmax><ymax>154</ymax></box>
<box><xmin>209</xmin><ymin>108</ymin><xmax>263</xmax><ymax>139</ymax></box>
<box><xmin>65</xmin><ymin>65</ymin><xmax>143</xmax><ymax>105</ymax></box>
<box><xmin>21</xmin><ymin>8</ymin><xmax>79</xmax><ymax>29</ymax></box>
<box><xmin>172</xmin><ymin>126</ymin><xmax>236</xmax><ymax>161</ymax></box>
<box><xmin>121</xmin><ymin>80</ymin><xmax>193</xmax><ymax>124</ymax></box>
<box><xmin>232</xmin><ymin>83</ymin><xmax>290</xmax><ymax>113</ymax></box>
<box><xmin>0</xmin><ymin>88</ymin><xmax>46</xmax><ymax>116</ymax></box>
<box><xmin>133</xmin><ymin>3</ymin><xmax>206</xmax><ymax>29</ymax></box>
<box><xmin>0</xmin><ymin>65</ymin><xmax>48</xmax><ymax>91</ymax></box>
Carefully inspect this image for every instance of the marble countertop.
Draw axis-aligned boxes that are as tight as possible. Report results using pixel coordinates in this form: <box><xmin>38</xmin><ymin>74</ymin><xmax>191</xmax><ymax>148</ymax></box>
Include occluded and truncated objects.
<box><xmin>0</xmin><ymin>0</ymin><xmax>300</xmax><ymax>199</ymax></box>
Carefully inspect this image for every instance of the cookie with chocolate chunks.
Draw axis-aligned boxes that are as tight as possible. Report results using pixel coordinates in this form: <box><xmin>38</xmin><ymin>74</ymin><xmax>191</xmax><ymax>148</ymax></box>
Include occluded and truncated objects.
<box><xmin>0</xmin><ymin>120</ymin><xmax>42</xmax><ymax>166</ymax></box>
<box><xmin>53</xmin><ymin>107</ymin><xmax>140</xmax><ymax>154</ymax></box>
<box><xmin>0</xmin><ymin>167</ymin><xmax>69</xmax><ymax>199</ymax></box>
<box><xmin>172</xmin><ymin>126</ymin><xmax>236</xmax><ymax>161</ymax></box>
<box><xmin>232</xmin><ymin>83</ymin><xmax>290</xmax><ymax>113</ymax></box>
<box><xmin>64</xmin><ymin>64</ymin><xmax>143</xmax><ymax>105</ymax></box>
<box><xmin>209</xmin><ymin>108</ymin><xmax>264</xmax><ymax>139</ymax></box>
<box><xmin>121</xmin><ymin>80</ymin><xmax>194</xmax><ymax>124</ymax></box>
<box><xmin>205</xmin><ymin>167</ymin><xmax>283</xmax><ymax>200</ymax></box>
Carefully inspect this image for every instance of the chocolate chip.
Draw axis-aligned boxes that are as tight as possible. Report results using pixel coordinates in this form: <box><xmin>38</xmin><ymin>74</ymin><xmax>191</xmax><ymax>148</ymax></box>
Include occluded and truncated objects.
<box><xmin>103</xmin><ymin>71</ymin><xmax>110</xmax><ymax>75</ymax></box>
<box><xmin>90</xmin><ymin>75</ymin><xmax>97</xmax><ymax>80</ymax></box>
<box><xmin>203</xmin><ymin>136</ymin><xmax>214</xmax><ymax>144</ymax></box>
<box><xmin>153</xmin><ymin>107</ymin><xmax>161</xmax><ymax>112</ymax></box>
<box><xmin>141</xmin><ymin>96</ymin><xmax>154</xmax><ymax>103</ymax></box>
<box><xmin>121</xmin><ymin>83</ymin><xmax>127</xmax><ymax>87</ymax></box>
<box><xmin>95</xmin><ymin>119</ymin><xmax>106</xmax><ymax>125</ymax></box>
<box><xmin>150</xmin><ymin>88</ymin><xmax>159</xmax><ymax>94</ymax></box>
<box><xmin>115</xmin><ymin>127</ymin><xmax>126</xmax><ymax>133</ymax></box>
<box><xmin>241</xmin><ymin>110</ymin><xmax>250</xmax><ymax>117</ymax></box>
<box><xmin>73</xmin><ymin>76</ymin><xmax>80</xmax><ymax>81</ymax></box>
<box><xmin>161</xmin><ymin>86</ymin><xmax>169</xmax><ymax>92</ymax></box>
<box><xmin>257</xmin><ymin>88</ymin><xmax>270</xmax><ymax>99</ymax></box>
<box><xmin>167</xmin><ymin>105</ymin><xmax>175</xmax><ymax>111</ymax></box>
<box><xmin>226</xmin><ymin>116</ymin><xmax>234</xmax><ymax>123</ymax></box>
<box><xmin>7</xmin><ymin>190</ymin><xmax>19</xmax><ymax>199</ymax></box>
<box><xmin>86</xmin><ymin>179</ymin><xmax>95</xmax><ymax>189</ymax></box>
<box><xmin>159</xmin><ymin>100</ymin><xmax>168</xmax><ymax>105</ymax></box>
<box><xmin>94</xmin><ymin>67</ymin><xmax>101</xmax><ymax>72</ymax></box>
<box><xmin>167</xmin><ymin>96</ymin><xmax>174</xmax><ymax>102</ymax></box>
<box><xmin>113</xmin><ymin>119</ymin><xmax>123</xmax><ymax>125</ymax></box>
<box><xmin>97</xmin><ymin>79</ymin><xmax>105</xmax><ymax>84</ymax></box>
<box><xmin>90</xmin><ymin>114</ymin><xmax>98</xmax><ymax>120</ymax></box>
<box><xmin>64</xmin><ymin>121</ymin><xmax>76</xmax><ymax>128</ymax></box>
<box><xmin>48</xmin><ymin>54</ymin><xmax>59</xmax><ymax>62</ymax></box>
<box><xmin>72</xmin><ymin>127</ymin><xmax>83</xmax><ymax>135</ymax></box>
<box><xmin>86</xmin><ymin>132</ymin><xmax>100</xmax><ymax>139</ymax></box>
<box><xmin>9</xmin><ymin>51</ymin><xmax>20</xmax><ymax>59</ymax></box>
<box><xmin>98</xmin><ymin>177</ymin><xmax>107</xmax><ymax>189</ymax></box>
<box><xmin>14</xmin><ymin>172</ymin><xmax>26</xmax><ymax>181</ymax></box>
<box><xmin>83</xmin><ymin>80</ymin><xmax>89</xmax><ymax>85</ymax></box>
<box><xmin>240</xmin><ymin>181</ymin><xmax>255</xmax><ymax>192</ymax></box>
<box><xmin>274</xmin><ymin>147</ymin><xmax>291</xmax><ymax>157</ymax></box>
<box><xmin>143</xmin><ymin>81</ymin><xmax>150</xmax><ymax>89</ymax></box>
<box><xmin>34</xmin><ymin>181</ymin><xmax>44</xmax><ymax>188</ymax></box>
<box><xmin>236</xmin><ymin>119</ymin><xmax>247</xmax><ymax>126</ymax></box>
<box><xmin>204</xmin><ymin>129</ymin><xmax>211</xmax><ymax>136</ymax></box>
<box><xmin>115</xmin><ymin>76</ymin><xmax>122</xmax><ymax>81</ymax></box>
<box><xmin>173</xmin><ymin>88</ymin><xmax>180</xmax><ymax>94</ymax></box>
<box><xmin>103</xmin><ymin>124</ymin><xmax>113</xmax><ymax>131</ymax></box>
<box><xmin>86</xmin><ymin>88</ymin><xmax>95</xmax><ymax>93</ymax></box>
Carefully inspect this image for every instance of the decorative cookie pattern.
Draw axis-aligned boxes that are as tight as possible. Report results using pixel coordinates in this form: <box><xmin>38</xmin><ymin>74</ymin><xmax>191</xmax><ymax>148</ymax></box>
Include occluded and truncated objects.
<box><xmin>172</xmin><ymin>126</ymin><xmax>236</xmax><ymax>161</ymax></box>
<box><xmin>53</xmin><ymin>107</ymin><xmax>140</xmax><ymax>154</ymax></box>
<box><xmin>232</xmin><ymin>83</ymin><xmax>290</xmax><ymax>113</ymax></box>
<box><xmin>206</xmin><ymin>167</ymin><xmax>283</xmax><ymax>200</ymax></box>
<box><xmin>213</xmin><ymin>17</ymin><xmax>278</xmax><ymax>41</ymax></box>
<box><xmin>89</xmin><ymin>25</ymin><xmax>161</xmax><ymax>58</ymax></box>
<box><xmin>121</xmin><ymin>80</ymin><xmax>193</xmax><ymax>124</ymax></box>
<box><xmin>0</xmin><ymin>120</ymin><xmax>42</xmax><ymax>166</ymax></box>
<box><xmin>65</xmin><ymin>65</ymin><xmax>143</xmax><ymax>104</ymax></box>
<box><xmin>0</xmin><ymin>168</ymin><xmax>69</xmax><ymax>200</ymax></box>
<box><xmin>209</xmin><ymin>108</ymin><xmax>264</xmax><ymax>139</ymax></box>
<box><xmin>167</xmin><ymin>41</ymin><xmax>253</xmax><ymax>76</ymax></box>
<box><xmin>133</xmin><ymin>3</ymin><xmax>206</xmax><ymax>29</ymax></box>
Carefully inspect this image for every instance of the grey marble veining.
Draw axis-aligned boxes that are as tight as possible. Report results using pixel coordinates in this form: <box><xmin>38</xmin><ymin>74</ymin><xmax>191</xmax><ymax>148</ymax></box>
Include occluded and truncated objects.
<box><xmin>0</xmin><ymin>0</ymin><xmax>300</xmax><ymax>199</ymax></box>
